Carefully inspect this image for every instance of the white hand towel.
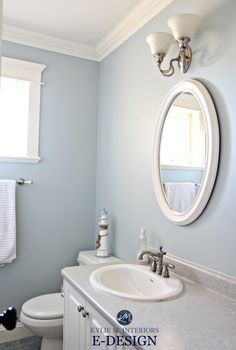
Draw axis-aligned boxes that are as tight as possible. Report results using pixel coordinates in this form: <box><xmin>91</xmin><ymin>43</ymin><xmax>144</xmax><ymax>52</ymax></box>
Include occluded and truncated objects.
<box><xmin>164</xmin><ymin>182</ymin><xmax>196</xmax><ymax>213</ymax></box>
<box><xmin>0</xmin><ymin>180</ymin><xmax>16</xmax><ymax>264</ymax></box>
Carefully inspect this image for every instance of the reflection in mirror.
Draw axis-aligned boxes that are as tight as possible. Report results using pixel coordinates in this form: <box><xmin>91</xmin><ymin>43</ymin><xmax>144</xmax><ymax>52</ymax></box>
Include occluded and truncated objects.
<box><xmin>160</xmin><ymin>92</ymin><xmax>206</xmax><ymax>213</ymax></box>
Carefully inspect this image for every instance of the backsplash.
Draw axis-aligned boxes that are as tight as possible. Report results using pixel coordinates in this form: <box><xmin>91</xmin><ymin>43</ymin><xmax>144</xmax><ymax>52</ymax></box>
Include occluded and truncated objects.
<box><xmin>165</xmin><ymin>254</ymin><xmax>236</xmax><ymax>301</ymax></box>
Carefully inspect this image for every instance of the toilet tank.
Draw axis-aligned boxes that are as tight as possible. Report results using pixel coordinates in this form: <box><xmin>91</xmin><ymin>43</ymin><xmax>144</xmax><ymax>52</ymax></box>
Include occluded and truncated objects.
<box><xmin>78</xmin><ymin>250</ymin><xmax>121</xmax><ymax>266</ymax></box>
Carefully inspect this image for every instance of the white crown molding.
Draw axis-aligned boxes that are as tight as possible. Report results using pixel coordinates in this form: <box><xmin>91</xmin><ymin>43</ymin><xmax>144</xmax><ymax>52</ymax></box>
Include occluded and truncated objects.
<box><xmin>96</xmin><ymin>0</ymin><xmax>174</xmax><ymax>61</ymax></box>
<box><xmin>3</xmin><ymin>24</ymin><xmax>99</xmax><ymax>61</ymax></box>
<box><xmin>2</xmin><ymin>0</ymin><xmax>173</xmax><ymax>62</ymax></box>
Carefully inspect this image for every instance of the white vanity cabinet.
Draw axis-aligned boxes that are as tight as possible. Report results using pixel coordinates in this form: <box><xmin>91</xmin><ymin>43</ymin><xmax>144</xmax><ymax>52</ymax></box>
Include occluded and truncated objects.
<box><xmin>63</xmin><ymin>280</ymin><xmax>86</xmax><ymax>350</ymax></box>
<box><xmin>63</xmin><ymin>280</ymin><xmax>117</xmax><ymax>350</ymax></box>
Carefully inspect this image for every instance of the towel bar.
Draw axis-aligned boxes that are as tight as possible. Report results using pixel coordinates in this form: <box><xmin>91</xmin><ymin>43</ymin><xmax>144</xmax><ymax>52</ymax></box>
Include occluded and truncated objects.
<box><xmin>17</xmin><ymin>178</ymin><xmax>33</xmax><ymax>185</ymax></box>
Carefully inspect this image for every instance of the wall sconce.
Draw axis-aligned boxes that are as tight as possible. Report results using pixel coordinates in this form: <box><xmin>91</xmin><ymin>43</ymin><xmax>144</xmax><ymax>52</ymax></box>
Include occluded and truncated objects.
<box><xmin>146</xmin><ymin>13</ymin><xmax>200</xmax><ymax>77</ymax></box>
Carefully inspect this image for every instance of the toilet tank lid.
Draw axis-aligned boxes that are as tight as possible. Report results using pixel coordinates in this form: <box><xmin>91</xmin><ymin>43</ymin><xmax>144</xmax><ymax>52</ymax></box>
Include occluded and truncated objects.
<box><xmin>78</xmin><ymin>250</ymin><xmax>121</xmax><ymax>265</ymax></box>
<box><xmin>22</xmin><ymin>293</ymin><xmax>63</xmax><ymax>320</ymax></box>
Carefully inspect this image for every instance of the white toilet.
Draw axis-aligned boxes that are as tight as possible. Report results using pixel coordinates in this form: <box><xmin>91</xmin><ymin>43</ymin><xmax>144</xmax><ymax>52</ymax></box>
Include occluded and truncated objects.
<box><xmin>20</xmin><ymin>250</ymin><xmax>120</xmax><ymax>350</ymax></box>
<box><xmin>20</xmin><ymin>293</ymin><xmax>63</xmax><ymax>350</ymax></box>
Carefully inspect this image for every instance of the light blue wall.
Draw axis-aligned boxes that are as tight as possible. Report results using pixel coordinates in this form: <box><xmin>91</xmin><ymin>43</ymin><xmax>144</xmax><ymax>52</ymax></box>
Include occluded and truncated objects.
<box><xmin>95</xmin><ymin>0</ymin><xmax>236</xmax><ymax>277</ymax></box>
<box><xmin>0</xmin><ymin>42</ymin><xmax>98</xmax><ymax>311</ymax></box>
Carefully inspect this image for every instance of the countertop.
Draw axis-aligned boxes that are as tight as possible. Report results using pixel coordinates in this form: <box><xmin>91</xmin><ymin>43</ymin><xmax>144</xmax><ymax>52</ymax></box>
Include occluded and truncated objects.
<box><xmin>62</xmin><ymin>262</ymin><xmax>236</xmax><ymax>350</ymax></box>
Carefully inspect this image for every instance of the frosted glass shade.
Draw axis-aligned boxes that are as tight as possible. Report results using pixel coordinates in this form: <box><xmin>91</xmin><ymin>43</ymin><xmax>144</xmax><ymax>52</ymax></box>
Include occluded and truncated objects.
<box><xmin>167</xmin><ymin>13</ymin><xmax>200</xmax><ymax>40</ymax></box>
<box><xmin>146</xmin><ymin>32</ymin><xmax>175</xmax><ymax>55</ymax></box>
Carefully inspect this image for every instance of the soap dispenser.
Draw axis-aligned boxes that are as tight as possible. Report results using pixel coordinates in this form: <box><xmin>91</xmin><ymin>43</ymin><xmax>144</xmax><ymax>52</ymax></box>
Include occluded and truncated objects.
<box><xmin>138</xmin><ymin>228</ymin><xmax>149</xmax><ymax>264</ymax></box>
<box><xmin>138</xmin><ymin>228</ymin><xmax>147</xmax><ymax>252</ymax></box>
<box><xmin>96</xmin><ymin>209</ymin><xmax>110</xmax><ymax>257</ymax></box>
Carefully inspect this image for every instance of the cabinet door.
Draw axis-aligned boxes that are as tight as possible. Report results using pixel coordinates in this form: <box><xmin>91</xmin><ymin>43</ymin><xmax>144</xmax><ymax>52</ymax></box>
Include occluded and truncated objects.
<box><xmin>85</xmin><ymin>302</ymin><xmax>116</xmax><ymax>350</ymax></box>
<box><xmin>63</xmin><ymin>281</ymin><xmax>86</xmax><ymax>350</ymax></box>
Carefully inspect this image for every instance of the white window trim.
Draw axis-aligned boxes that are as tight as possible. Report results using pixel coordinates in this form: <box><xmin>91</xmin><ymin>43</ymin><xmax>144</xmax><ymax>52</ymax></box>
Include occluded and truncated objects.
<box><xmin>0</xmin><ymin>56</ymin><xmax>46</xmax><ymax>163</ymax></box>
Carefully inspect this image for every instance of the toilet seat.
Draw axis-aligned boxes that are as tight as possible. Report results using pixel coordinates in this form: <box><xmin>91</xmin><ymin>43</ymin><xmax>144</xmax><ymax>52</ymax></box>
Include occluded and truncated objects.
<box><xmin>20</xmin><ymin>311</ymin><xmax>63</xmax><ymax>328</ymax></box>
<box><xmin>22</xmin><ymin>293</ymin><xmax>63</xmax><ymax>320</ymax></box>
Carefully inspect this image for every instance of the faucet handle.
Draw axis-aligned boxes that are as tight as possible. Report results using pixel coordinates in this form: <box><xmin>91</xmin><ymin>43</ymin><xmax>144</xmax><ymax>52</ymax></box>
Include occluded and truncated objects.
<box><xmin>158</xmin><ymin>246</ymin><xmax>167</xmax><ymax>257</ymax></box>
<box><xmin>162</xmin><ymin>262</ymin><xmax>175</xmax><ymax>278</ymax></box>
<box><xmin>148</xmin><ymin>255</ymin><xmax>158</xmax><ymax>272</ymax></box>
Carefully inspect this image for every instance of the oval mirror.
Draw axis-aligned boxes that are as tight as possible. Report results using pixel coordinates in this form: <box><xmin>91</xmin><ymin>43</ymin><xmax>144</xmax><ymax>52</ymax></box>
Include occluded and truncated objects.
<box><xmin>153</xmin><ymin>80</ymin><xmax>219</xmax><ymax>225</ymax></box>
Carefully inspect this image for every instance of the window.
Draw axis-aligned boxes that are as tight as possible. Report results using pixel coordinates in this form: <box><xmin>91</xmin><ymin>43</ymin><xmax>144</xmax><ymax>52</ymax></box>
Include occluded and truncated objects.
<box><xmin>0</xmin><ymin>57</ymin><xmax>46</xmax><ymax>163</ymax></box>
<box><xmin>160</xmin><ymin>106</ymin><xmax>205</xmax><ymax>168</ymax></box>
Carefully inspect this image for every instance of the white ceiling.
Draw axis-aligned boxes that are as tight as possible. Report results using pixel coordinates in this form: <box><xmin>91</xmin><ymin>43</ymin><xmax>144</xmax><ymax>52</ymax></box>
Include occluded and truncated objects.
<box><xmin>2</xmin><ymin>0</ymin><xmax>173</xmax><ymax>61</ymax></box>
<box><xmin>3</xmin><ymin>0</ymin><xmax>140</xmax><ymax>46</ymax></box>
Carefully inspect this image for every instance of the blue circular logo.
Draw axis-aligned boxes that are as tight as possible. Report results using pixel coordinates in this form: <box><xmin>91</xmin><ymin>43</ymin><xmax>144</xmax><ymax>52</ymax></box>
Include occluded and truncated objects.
<box><xmin>116</xmin><ymin>310</ymin><xmax>133</xmax><ymax>325</ymax></box>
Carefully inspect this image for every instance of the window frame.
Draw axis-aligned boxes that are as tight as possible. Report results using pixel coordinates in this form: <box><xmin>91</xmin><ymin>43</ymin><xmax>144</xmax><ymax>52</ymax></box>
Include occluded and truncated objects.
<box><xmin>0</xmin><ymin>56</ymin><xmax>46</xmax><ymax>163</ymax></box>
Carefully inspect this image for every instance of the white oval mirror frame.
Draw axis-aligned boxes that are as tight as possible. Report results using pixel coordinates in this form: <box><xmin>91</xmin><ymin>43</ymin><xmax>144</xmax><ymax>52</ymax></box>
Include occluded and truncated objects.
<box><xmin>153</xmin><ymin>79</ymin><xmax>219</xmax><ymax>225</ymax></box>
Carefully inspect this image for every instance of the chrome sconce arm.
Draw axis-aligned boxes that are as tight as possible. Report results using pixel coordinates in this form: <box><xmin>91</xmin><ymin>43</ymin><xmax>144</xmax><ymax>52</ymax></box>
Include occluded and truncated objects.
<box><xmin>154</xmin><ymin>53</ymin><xmax>178</xmax><ymax>77</ymax></box>
<box><xmin>154</xmin><ymin>37</ymin><xmax>192</xmax><ymax>77</ymax></box>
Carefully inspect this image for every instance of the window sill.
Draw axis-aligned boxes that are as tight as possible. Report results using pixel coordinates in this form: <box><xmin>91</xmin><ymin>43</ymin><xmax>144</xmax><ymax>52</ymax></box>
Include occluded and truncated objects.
<box><xmin>0</xmin><ymin>156</ymin><xmax>41</xmax><ymax>164</ymax></box>
<box><xmin>161</xmin><ymin>165</ymin><xmax>204</xmax><ymax>171</ymax></box>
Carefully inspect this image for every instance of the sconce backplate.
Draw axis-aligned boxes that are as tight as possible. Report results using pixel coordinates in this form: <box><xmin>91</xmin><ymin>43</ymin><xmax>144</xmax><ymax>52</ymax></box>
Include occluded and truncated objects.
<box><xmin>178</xmin><ymin>47</ymin><xmax>192</xmax><ymax>73</ymax></box>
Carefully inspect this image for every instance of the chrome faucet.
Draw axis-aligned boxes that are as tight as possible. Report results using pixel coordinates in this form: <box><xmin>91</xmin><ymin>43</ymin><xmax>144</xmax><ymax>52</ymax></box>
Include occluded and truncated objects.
<box><xmin>137</xmin><ymin>250</ymin><xmax>159</xmax><ymax>272</ymax></box>
<box><xmin>137</xmin><ymin>246</ymin><xmax>175</xmax><ymax>278</ymax></box>
<box><xmin>137</xmin><ymin>249</ymin><xmax>158</xmax><ymax>261</ymax></box>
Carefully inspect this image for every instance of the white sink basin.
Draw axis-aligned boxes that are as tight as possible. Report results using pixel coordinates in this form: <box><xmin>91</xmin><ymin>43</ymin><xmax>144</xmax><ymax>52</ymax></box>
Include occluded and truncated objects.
<box><xmin>89</xmin><ymin>264</ymin><xmax>183</xmax><ymax>301</ymax></box>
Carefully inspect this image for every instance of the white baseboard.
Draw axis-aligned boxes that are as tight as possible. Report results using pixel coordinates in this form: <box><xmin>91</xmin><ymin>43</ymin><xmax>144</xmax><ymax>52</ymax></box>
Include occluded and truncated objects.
<box><xmin>0</xmin><ymin>322</ymin><xmax>34</xmax><ymax>344</ymax></box>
